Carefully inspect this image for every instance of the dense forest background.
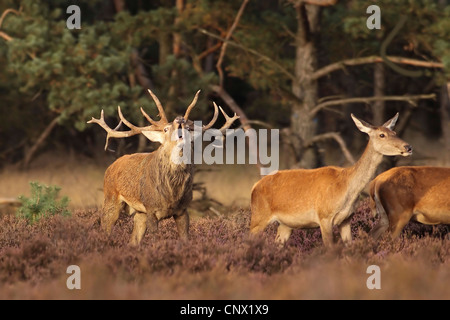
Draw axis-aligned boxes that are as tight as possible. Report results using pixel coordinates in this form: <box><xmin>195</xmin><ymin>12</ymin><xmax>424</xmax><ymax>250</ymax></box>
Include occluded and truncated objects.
<box><xmin>0</xmin><ymin>0</ymin><xmax>449</xmax><ymax>172</ymax></box>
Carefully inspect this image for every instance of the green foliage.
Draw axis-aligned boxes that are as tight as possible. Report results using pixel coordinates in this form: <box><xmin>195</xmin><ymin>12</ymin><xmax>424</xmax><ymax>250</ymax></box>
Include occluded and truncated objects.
<box><xmin>226</xmin><ymin>3</ymin><xmax>295</xmax><ymax>92</ymax></box>
<box><xmin>17</xmin><ymin>181</ymin><xmax>70</xmax><ymax>224</ymax></box>
<box><xmin>3</xmin><ymin>1</ymin><xmax>135</xmax><ymax>131</ymax></box>
<box><xmin>0</xmin><ymin>0</ymin><xmax>449</xmax><ymax>161</ymax></box>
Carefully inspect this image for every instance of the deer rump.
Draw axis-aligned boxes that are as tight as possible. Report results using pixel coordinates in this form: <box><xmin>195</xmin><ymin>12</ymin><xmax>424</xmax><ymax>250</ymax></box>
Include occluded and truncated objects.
<box><xmin>104</xmin><ymin>152</ymin><xmax>193</xmax><ymax>220</ymax></box>
<box><xmin>370</xmin><ymin>166</ymin><xmax>450</xmax><ymax>239</ymax></box>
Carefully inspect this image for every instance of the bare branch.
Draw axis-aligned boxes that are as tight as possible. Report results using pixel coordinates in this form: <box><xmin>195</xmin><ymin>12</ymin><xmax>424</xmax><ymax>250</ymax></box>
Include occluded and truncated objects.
<box><xmin>309</xmin><ymin>93</ymin><xmax>437</xmax><ymax>117</ymax></box>
<box><xmin>200</xmin><ymin>28</ymin><xmax>296</xmax><ymax>82</ymax></box>
<box><xmin>197</xmin><ymin>42</ymin><xmax>222</xmax><ymax>60</ymax></box>
<box><xmin>23</xmin><ymin>116</ymin><xmax>60</xmax><ymax>168</ymax></box>
<box><xmin>210</xmin><ymin>85</ymin><xmax>250</xmax><ymax>130</ymax></box>
<box><xmin>307</xmin><ymin>132</ymin><xmax>356</xmax><ymax>164</ymax></box>
<box><xmin>289</xmin><ymin>0</ymin><xmax>338</xmax><ymax>6</ymax></box>
<box><xmin>237</xmin><ymin>120</ymin><xmax>274</xmax><ymax>130</ymax></box>
<box><xmin>0</xmin><ymin>197</ymin><xmax>20</xmax><ymax>206</ymax></box>
<box><xmin>0</xmin><ymin>8</ymin><xmax>20</xmax><ymax>29</ymax></box>
<box><xmin>112</xmin><ymin>0</ymin><xmax>126</xmax><ymax>12</ymax></box>
<box><xmin>0</xmin><ymin>8</ymin><xmax>20</xmax><ymax>42</ymax></box>
<box><xmin>312</xmin><ymin>56</ymin><xmax>444</xmax><ymax>80</ymax></box>
<box><xmin>210</xmin><ymin>84</ymin><xmax>261</xmax><ymax>169</ymax></box>
<box><xmin>130</xmin><ymin>48</ymin><xmax>154</xmax><ymax>90</ymax></box>
<box><xmin>216</xmin><ymin>0</ymin><xmax>250</xmax><ymax>88</ymax></box>
<box><xmin>0</xmin><ymin>31</ymin><xmax>12</xmax><ymax>41</ymax></box>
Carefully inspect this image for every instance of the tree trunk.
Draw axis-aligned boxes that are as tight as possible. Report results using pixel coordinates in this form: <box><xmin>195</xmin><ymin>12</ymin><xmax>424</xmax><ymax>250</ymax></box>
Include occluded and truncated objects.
<box><xmin>289</xmin><ymin>4</ymin><xmax>320</xmax><ymax>169</ymax></box>
<box><xmin>441</xmin><ymin>83</ymin><xmax>450</xmax><ymax>164</ymax></box>
<box><xmin>372</xmin><ymin>63</ymin><xmax>385</xmax><ymax>125</ymax></box>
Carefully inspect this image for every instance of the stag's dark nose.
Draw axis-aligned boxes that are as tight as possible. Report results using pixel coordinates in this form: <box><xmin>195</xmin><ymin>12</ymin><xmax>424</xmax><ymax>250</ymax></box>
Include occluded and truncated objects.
<box><xmin>404</xmin><ymin>145</ymin><xmax>413</xmax><ymax>153</ymax></box>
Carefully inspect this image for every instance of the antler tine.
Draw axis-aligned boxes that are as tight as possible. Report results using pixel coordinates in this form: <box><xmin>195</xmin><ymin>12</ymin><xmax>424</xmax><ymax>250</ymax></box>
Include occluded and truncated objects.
<box><xmin>218</xmin><ymin>105</ymin><xmax>240</xmax><ymax>134</ymax></box>
<box><xmin>184</xmin><ymin>90</ymin><xmax>201</xmax><ymax>121</ymax></box>
<box><xmin>202</xmin><ymin>101</ymin><xmax>219</xmax><ymax>131</ymax></box>
<box><xmin>140</xmin><ymin>107</ymin><xmax>158</xmax><ymax>126</ymax></box>
<box><xmin>87</xmin><ymin>109</ymin><xmax>143</xmax><ymax>151</ymax></box>
<box><xmin>117</xmin><ymin>106</ymin><xmax>155</xmax><ymax>132</ymax></box>
<box><xmin>147</xmin><ymin>89</ymin><xmax>168</xmax><ymax>124</ymax></box>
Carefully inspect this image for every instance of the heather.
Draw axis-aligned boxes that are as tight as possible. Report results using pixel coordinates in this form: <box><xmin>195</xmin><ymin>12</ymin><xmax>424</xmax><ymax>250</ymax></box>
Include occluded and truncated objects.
<box><xmin>0</xmin><ymin>199</ymin><xmax>448</xmax><ymax>299</ymax></box>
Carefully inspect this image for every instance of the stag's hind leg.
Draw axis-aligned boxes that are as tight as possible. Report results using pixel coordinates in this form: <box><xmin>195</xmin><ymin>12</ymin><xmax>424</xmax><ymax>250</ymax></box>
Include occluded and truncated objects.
<box><xmin>102</xmin><ymin>196</ymin><xmax>122</xmax><ymax>235</ymax></box>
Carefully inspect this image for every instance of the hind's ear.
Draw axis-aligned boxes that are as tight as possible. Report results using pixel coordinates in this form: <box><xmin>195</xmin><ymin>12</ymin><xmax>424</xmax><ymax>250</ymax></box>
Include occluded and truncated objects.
<box><xmin>382</xmin><ymin>112</ymin><xmax>399</xmax><ymax>130</ymax></box>
<box><xmin>351</xmin><ymin>114</ymin><xmax>375</xmax><ymax>134</ymax></box>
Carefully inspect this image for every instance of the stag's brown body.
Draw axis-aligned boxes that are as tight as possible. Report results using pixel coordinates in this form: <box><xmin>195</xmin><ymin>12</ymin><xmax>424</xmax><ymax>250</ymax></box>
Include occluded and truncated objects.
<box><xmin>89</xmin><ymin>89</ymin><xmax>238</xmax><ymax>246</ymax></box>
<box><xmin>103</xmin><ymin>149</ymin><xmax>194</xmax><ymax>244</ymax></box>
<box><xmin>370</xmin><ymin>166</ymin><xmax>450</xmax><ymax>239</ymax></box>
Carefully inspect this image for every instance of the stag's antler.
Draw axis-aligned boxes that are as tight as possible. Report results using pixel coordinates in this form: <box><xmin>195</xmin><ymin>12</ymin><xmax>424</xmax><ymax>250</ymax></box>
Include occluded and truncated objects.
<box><xmin>184</xmin><ymin>90</ymin><xmax>201</xmax><ymax>121</ymax></box>
<box><xmin>88</xmin><ymin>89</ymin><xmax>240</xmax><ymax>150</ymax></box>
<box><xmin>201</xmin><ymin>102</ymin><xmax>219</xmax><ymax>131</ymax></box>
<box><xmin>141</xmin><ymin>89</ymin><xmax>169</xmax><ymax>128</ymax></box>
<box><xmin>87</xmin><ymin>109</ymin><xmax>151</xmax><ymax>150</ymax></box>
<box><xmin>218</xmin><ymin>105</ymin><xmax>240</xmax><ymax>134</ymax></box>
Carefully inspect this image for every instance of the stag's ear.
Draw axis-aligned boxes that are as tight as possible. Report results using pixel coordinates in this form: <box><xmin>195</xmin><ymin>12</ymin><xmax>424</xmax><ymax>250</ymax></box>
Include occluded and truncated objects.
<box><xmin>351</xmin><ymin>113</ymin><xmax>375</xmax><ymax>134</ymax></box>
<box><xmin>382</xmin><ymin>112</ymin><xmax>399</xmax><ymax>130</ymax></box>
<box><xmin>142</xmin><ymin>130</ymin><xmax>165</xmax><ymax>144</ymax></box>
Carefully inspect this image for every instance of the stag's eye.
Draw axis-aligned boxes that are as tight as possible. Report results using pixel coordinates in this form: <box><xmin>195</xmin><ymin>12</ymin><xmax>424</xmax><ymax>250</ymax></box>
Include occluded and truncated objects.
<box><xmin>379</xmin><ymin>133</ymin><xmax>385</xmax><ymax>138</ymax></box>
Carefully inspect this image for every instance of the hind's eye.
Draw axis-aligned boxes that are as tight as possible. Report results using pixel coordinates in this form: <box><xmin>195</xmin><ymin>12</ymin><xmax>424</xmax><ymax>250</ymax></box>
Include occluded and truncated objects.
<box><xmin>164</xmin><ymin>127</ymin><xmax>169</xmax><ymax>132</ymax></box>
<box><xmin>379</xmin><ymin>133</ymin><xmax>385</xmax><ymax>138</ymax></box>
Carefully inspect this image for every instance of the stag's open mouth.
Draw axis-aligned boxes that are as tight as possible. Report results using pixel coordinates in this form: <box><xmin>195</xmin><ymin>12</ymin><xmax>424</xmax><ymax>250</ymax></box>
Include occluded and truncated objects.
<box><xmin>175</xmin><ymin>128</ymin><xmax>185</xmax><ymax>142</ymax></box>
<box><xmin>400</xmin><ymin>150</ymin><xmax>413</xmax><ymax>156</ymax></box>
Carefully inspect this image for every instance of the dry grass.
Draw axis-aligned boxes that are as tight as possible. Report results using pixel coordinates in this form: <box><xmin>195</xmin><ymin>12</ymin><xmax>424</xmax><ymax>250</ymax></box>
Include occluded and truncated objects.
<box><xmin>0</xmin><ymin>152</ymin><xmax>105</xmax><ymax>210</ymax></box>
<box><xmin>0</xmin><ymin>151</ymin><xmax>260</xmax><ymax>210</ymax></box>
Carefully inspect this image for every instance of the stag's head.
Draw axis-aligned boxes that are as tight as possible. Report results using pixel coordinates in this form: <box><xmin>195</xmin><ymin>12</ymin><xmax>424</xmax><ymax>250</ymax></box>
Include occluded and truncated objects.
<box><xmin>351</xmin><ymin>112</ymin><xmax>413</xmax><ymax>157</ymax></box>
<box><xmin>88</xmin><ymin>89</ymin><xmax>239</xmax><ymax>159</ymax></box>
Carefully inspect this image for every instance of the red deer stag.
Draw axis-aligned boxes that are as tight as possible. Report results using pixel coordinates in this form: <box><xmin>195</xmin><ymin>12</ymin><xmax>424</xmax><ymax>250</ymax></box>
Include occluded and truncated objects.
<box><xmin>369</xmin><ymin>166</ymin><xmax>450</xmax><ymax>239</ymax></box>
<box><xmin>250</xmin><ymin>113</ymin><xmax>413</xmax><ymax>246</ymax></box>
<box><xmin>88</xmin><ymin>89</ymin><xmax>239</xmax><ymax>246</ymax></box>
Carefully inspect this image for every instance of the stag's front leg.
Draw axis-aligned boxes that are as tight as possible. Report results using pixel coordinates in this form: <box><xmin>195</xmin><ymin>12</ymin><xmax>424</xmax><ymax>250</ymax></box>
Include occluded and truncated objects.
<box><xmin>130</xmin><ymin>212</ymin><xmax>148</xmax><ymax>246</ymax></box>
<box><xmin>147</xmin><ymin>213</ymin><xmax>158</xmax><ymax>234</ymax></box>
<box><xmin>174</xmin><ymin>210</ymin><xmax>189</xmax><ymax>240</ymax></box>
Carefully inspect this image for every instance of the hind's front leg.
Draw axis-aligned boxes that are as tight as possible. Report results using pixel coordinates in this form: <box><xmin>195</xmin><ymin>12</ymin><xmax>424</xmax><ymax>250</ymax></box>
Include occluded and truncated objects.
<box><xmin>338</xmin><ymin>218</ymin><xmax>352</xmax><ymax>244</ymax></box>
<box><xmin>319</xmin><ymin>218</ymin><xmax>334</xmax><ymax>247</ymax></box>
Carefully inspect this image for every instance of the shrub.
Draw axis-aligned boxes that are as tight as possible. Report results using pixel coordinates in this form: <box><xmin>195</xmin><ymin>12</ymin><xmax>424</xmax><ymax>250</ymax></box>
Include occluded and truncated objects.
<box><xmin>16</xmin><ymin>181</ymin><xmax>70</xmax><ymax>224</ymax></box>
